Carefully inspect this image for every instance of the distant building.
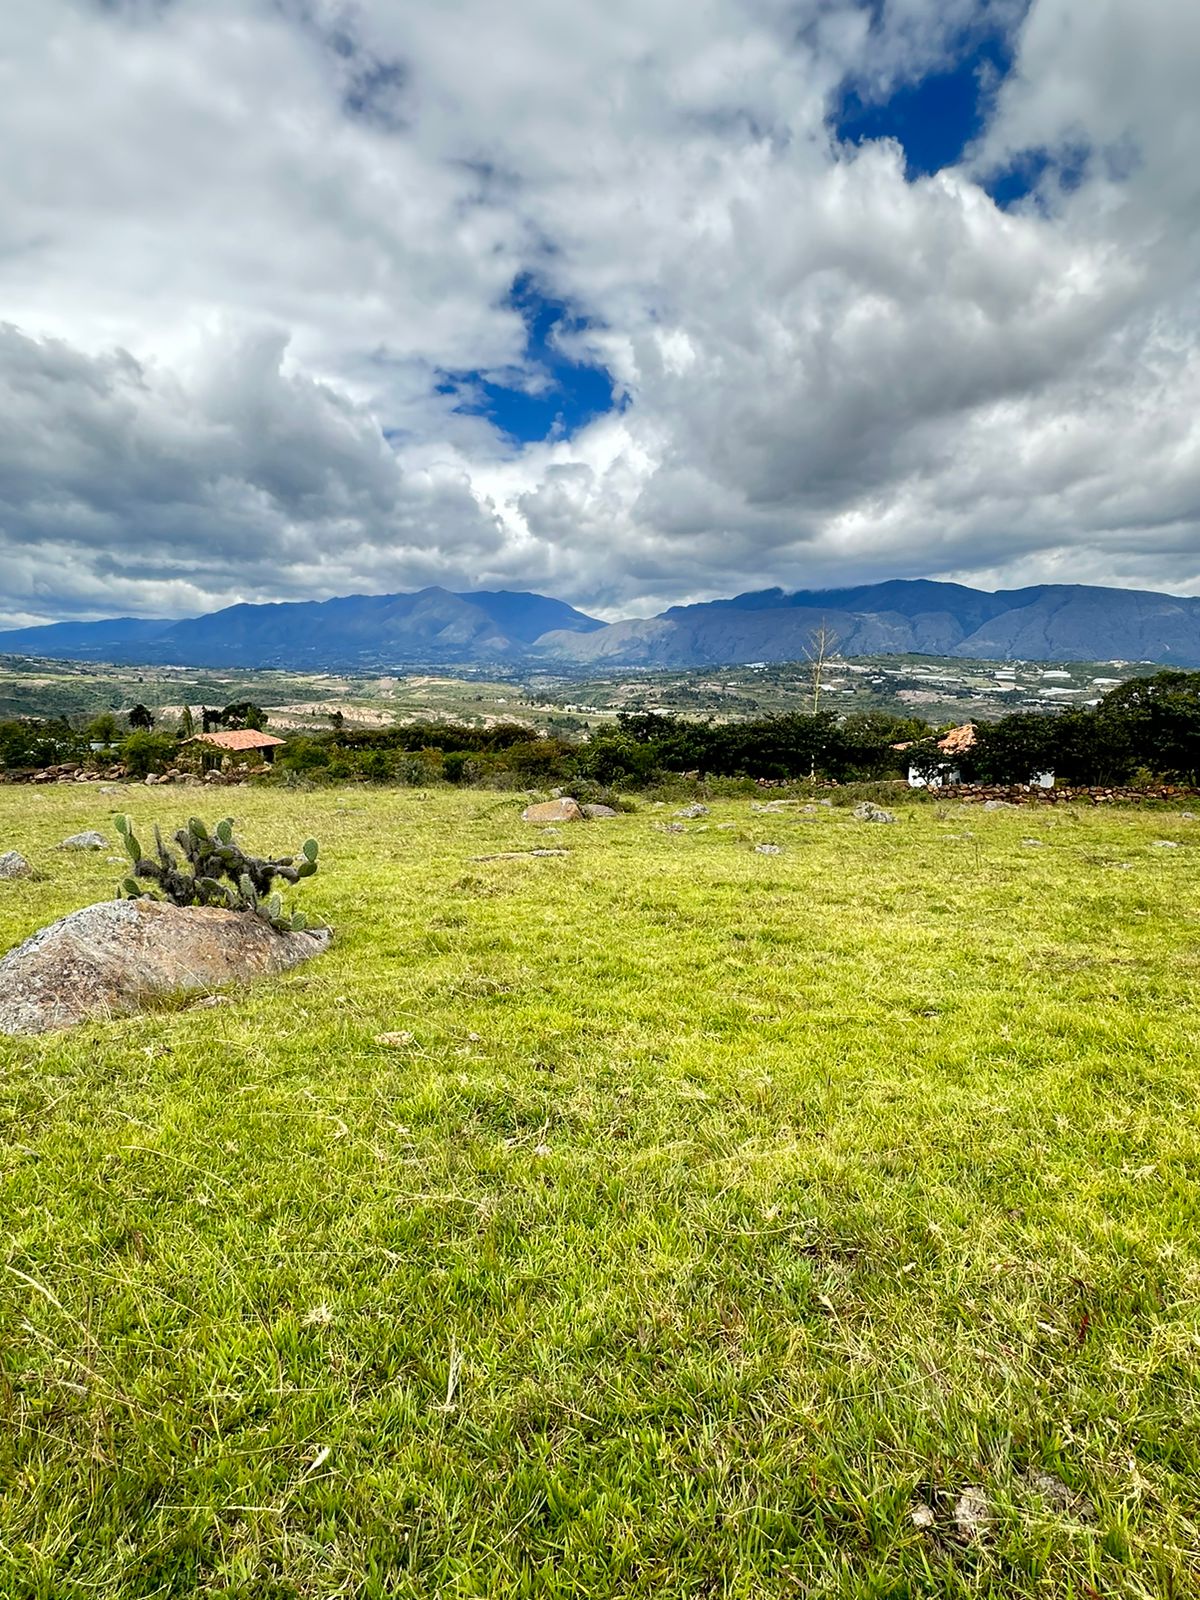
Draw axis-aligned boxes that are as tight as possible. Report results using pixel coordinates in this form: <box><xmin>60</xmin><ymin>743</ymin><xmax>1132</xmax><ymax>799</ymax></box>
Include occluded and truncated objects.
<box><xmin>894</xmin><ymin>721</ymin><xmax>1053</xmax><ymax>788</ymax></box>
<box><xmin>183</xmin><ymin>730</ymin><xmax>287</xmax><ymax>769</ymax></box>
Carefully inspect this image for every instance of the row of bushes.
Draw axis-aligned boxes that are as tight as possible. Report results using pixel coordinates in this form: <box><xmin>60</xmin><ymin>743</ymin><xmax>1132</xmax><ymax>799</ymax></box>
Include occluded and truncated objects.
<box><xmin>268</xmin><ymin>710</ymin><xmax>931</xmax><ymax>786</ymax></box>
<box><xmin>7</xmin><ymin>672</ymin><xmax>1200</xmax><ymax>789</ymax></box>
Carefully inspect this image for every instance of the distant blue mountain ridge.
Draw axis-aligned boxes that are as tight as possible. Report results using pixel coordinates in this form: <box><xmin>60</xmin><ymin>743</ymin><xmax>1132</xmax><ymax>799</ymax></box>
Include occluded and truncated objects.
<box><xmin>2</xmin><ymin>580</ymin><xmax>1200</xmax><ymax>670</ymax></box>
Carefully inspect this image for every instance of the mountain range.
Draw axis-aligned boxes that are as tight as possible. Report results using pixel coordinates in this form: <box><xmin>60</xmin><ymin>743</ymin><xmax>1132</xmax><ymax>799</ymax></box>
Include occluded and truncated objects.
<box><xmin>3</xmin><ymin>579</ymin><xmax>1200</xmax><ymax>671</ymax></box>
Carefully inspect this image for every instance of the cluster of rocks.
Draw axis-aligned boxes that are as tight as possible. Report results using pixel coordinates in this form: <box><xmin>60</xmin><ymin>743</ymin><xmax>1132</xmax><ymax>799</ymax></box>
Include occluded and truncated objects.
<box><xmin>197</xmin><ymin>764</ymin><xmax>273</xmax><ymax>784</ymax></box>
<box><xmin>20</xmin><ymin>763</ymin><xmax>127</xmax><ymax>785</ymax></box>
<box><xmin>139</xmin><ymin>767</ymin><xmax>260</xmax><ymax>785</ymax></box>
<box><xmin>5</xmin><ymin>762</ymin><xmax>273</xmax><ymax>787</ymax></box>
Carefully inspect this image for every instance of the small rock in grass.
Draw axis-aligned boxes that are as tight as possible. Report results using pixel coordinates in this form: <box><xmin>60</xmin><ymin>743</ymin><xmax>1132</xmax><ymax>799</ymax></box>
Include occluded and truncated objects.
<box><xmin>1151</xmin><ymin>839</ymin><xmax>1180</xmax><ymax>848</ymax></box>
<box><xmin>581</xmin><ymin>803</ymin><xmax>619</xmax><ymax>819</ymax></box>
<box><xmin>376</xmin><ymin>1031</ymin><xmax>415</xmax><ymax>1047</ymax></box>
<box><xmin>754</xmin><ymin>843</ymin><xmax>782</xmax><ymax>855</ymax></box>
<box><xmin>191</xmin><ymin>994</ymin><xmax>232</xmax><ymax>1009</ymax></box>
<box><xmin>1023</xmin><ymin>1469</ymin><xmax>1095</xmax><ymax>1521</ymax></box>
<box><xmin>953</xmin><ymin>1486</ymin><xmax>992</xmax><ymax>1541</ymax></box>
<box><xmin>1021</xmin><ymin>838</ymin><xmax>1045</xmax><ymax>848</ymax></box>
<box><xmin>659</xmin><ymin>822</ymin><xmax>685</xmax><ymax>834</ymax></box>
<box><xmin>522</xmin><ymin>798</ymin><xmax>584</xmax><ymax>824</ymax></box>
<box><xmin>0</xmin><ymin>850</ymin><xmax>34</xmax><ymax>879</ymax></box>
<box><xmin>675</xmin><ymin>803</ymin><xmax>709</xmax><ymax>819</ymax></box>
<box><xmin>716</xmin><ymin>822</ymin><xmax>737</xmax><ymax>830</ymax></box>
<box><xmin>852</xmin><ymin>802</ymin><xmax>896</xmax><ymax>824</ymax></box>
<box><xmin>471</xmin><ymin>849</ymin><xmax>569</xmax><ymax>861</ymax></box>
<box><xmin>982</xmin><ymin>800</ymin><xmax>1013</xmax><ymax>811</ymax></box>
<box><xmin>57</xmin><ymin>830</ymin><xmax>107</xmax><ymax>850</ymax></box>
<box><xmin>910</xmin><ymin>1501</ymin><xmax>937</xmax><ymax>1532</ymax></box>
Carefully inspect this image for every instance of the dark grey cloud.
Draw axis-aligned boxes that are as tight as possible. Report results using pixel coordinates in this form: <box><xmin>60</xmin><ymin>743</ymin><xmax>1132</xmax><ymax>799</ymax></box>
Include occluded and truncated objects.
<box><xmin>0</xmin><ymin>322</ymin><xmax>505</xmax><ymax>620</ymax></box>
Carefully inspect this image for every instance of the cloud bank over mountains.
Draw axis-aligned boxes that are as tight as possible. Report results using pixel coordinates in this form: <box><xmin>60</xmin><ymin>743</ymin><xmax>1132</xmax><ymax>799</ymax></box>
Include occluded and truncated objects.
<box><xmin>2</xmin><ymin>0</ymin><xmax>1198</xmax><ymax>627</ymax></box>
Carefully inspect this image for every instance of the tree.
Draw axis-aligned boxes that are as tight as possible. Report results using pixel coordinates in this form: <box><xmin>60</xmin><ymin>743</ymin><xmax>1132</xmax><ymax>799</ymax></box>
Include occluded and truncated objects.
<box><xmin>968</xmin><ymin>714</ymin><xmax>1059</xmax><ymax>784</ymax></box>
<box><xmin>0</xmin><ymin>718</ymin><xmax>83</xmax><ymax>770</ymax></box>
<box><xmin>838</xmin><ymin>711</ymin><xmax>927</xmax><ymax>779</ymax></box>
<box><xmin>802</xmin><ymin>621</ymin><xmax>840</xmax><ymax>778</ymax></box>
<box><xmin>85</xmin><ymin>712</ymin><xmax>121</xmax><ymax>745</ymax></box>
<box><xmin>179</xmin><ymin>705</ymin><xmax>195</xmax><ymax>739</ymax></box>
<box><xmin>221</xmin><ymin>701</ymin><xmax>268</xmax><ymax>731</ymax></box>
<box><xmin>119</xmin><ymin>730</ymin><xmax>177</xmax><ymax>778</ymax></box>
<box><xmin>128</xmin><ymin>704</ymin><xmax>155</xmax><ymax>731</ymax></box>
<box><xmin>1095</xmin><ymin>671</ymin><xmax>1200</xmax><ymax>782</ymax></box>
<box><xmin>803</xmin><ymin>620</ymin><xmax>840</xmax><ymax>716</ymax></box>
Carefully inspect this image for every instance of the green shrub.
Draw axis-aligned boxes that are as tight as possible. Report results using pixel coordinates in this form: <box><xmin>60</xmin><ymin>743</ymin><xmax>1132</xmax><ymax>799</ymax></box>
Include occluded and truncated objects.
<box><xmin>119</xmin><ymin>730</ymin><xmax>178</xmax><ymax>778</ymax></box>
<box><xmin>278</xmin><ymin>737</ymin><xmax>331</xmax><ymax>773</ymax></box>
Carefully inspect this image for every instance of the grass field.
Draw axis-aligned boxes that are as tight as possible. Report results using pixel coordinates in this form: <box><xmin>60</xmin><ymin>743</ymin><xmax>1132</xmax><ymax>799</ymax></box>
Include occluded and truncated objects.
<box><xmin>1</xmin><ymin>786</ymin><xmax>1198</xmax><ymax>1598</ymax></box>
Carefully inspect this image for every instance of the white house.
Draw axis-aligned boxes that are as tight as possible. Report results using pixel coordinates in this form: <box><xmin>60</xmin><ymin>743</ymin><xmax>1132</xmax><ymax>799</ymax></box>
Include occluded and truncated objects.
<box><xmin>895</xmin><ymin>721</ymin><xmax>1055</xmax><ymax>788</ymax></box>
<box><xmin>897</xmin><ymin>722</ymin><xmax>977</xmax><ymax>787</ymax></box>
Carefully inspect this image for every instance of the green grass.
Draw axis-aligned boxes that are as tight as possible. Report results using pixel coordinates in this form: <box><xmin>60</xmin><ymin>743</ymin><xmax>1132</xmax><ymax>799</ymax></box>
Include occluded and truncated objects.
<box><xmin>1</xmin><ymin>787</ymin><xmax>1198</xmax><ymax>1598</ymax></box>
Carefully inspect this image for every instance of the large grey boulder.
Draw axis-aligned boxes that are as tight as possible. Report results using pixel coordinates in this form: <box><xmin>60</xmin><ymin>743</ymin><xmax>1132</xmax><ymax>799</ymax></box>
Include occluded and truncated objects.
<box><xmin>0</xmin><ymin>851</ymin><xmax>34</xmax><ymax>879</ymax></box>
<box><xmin>581</xmin><ymin>803</ymin><xmax>619</xmax><ymax>819</ymax></box>
<box><xmin>0</xmin><ymin>898</ymin><xmax>331</xmax><ymax>1036</ymax></box>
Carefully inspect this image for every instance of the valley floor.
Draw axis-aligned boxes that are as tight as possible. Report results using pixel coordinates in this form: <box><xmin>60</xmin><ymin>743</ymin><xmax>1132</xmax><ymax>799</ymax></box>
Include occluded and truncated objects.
<box><xmin>1</xmin><ymin>788</ymin><xmax>1198</xmax><ymax>1597</ymax></box>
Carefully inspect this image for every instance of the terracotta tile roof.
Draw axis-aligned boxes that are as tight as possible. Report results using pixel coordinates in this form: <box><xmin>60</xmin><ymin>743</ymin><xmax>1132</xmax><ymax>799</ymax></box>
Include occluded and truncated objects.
<box><xmin>936</xmin><ymin>722</ymin><xmax>977</xmax><ymax>755</ymax></box>
<box><xmin>891</xmin><ymin>721</ymin><xmax>977</xmax><ymax>755</ymax></box>
<box><xmin>184</xmin><ymin>730</ymin><xmax>287</xmax><ymax>750</ymax></box>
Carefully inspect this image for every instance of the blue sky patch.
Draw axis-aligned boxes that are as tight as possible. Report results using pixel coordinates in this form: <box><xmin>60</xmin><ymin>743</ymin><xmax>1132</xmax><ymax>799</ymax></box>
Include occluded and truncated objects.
<box><xmin>441</xmin><ymin>274</ymin><xmax>619</xmax><ymax>444</ymax></box>
<box><xmin>986</xmin><ymin>139</ymin><xmax>1094</xmax><ymax>209</ymax></box>
<box><xmin>835</xmin><ymin>31</ymin><xmax>1015</xmax><ymax>179</ymax></box>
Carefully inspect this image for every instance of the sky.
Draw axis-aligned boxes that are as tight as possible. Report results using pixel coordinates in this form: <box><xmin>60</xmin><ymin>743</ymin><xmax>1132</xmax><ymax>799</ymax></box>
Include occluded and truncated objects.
<box><xmin>1</xmin><ymin>0</ymin><xmax>1199</xmax><ymax>627</ymax></box>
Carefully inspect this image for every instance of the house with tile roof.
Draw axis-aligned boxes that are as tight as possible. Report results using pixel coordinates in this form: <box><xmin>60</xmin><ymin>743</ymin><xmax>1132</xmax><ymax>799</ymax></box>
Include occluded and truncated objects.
<box><xmin>893</xmin><ymin>722</ymin><xmax>1054</xmax><ymax>789</ymax></box>
<box><xmin>183</xmin><ymin>729</ymin><xmax>287</xmax><ymax>769</ymax></box>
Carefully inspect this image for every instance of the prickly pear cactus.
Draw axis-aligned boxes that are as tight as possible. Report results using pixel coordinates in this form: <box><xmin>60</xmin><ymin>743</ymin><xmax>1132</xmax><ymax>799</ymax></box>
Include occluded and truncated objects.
<box><xmin>113</xmin><ymin>814</ymin><xmax>321</xmax><ymax>932</ymax></box>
